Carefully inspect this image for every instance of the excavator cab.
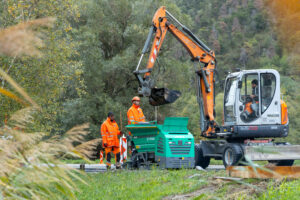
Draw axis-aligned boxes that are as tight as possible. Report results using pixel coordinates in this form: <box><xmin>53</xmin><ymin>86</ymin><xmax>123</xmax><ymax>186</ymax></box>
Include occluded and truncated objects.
<box><xmin>223</xmin><ymin>69</ymin><xmax>288</xmax><ymax>138</ymax></box>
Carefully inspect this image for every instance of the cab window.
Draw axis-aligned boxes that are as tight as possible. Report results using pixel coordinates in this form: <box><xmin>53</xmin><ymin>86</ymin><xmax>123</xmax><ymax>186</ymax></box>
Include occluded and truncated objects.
<box><xmin>261</xmin><ymin>73</ymin><xmax>276</xmax><ymax>113</ymax></box>
<box><xmin>224</xmin><ymin>77</ymin><xmax>237</xmax><ymax>123</ymax></box>
<box><xmin>239</xmin><ymin>74</ymin><xmax>259</xmax><ymax>122</ymax></box>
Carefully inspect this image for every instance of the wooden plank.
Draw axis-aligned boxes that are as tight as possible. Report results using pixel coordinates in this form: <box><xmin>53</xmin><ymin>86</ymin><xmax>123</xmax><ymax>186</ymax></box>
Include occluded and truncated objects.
<box><xmin>245</xmin><ymin>145</ymin><xmax>300</xmax><ymax>161</ymax></box>
<box><xmin>227</xmin><ymin>166</ymin><xmax>300</xmax><ymax>179</ymax></box>
<box><xmin>214</xmin><ymin>176</ymin><xmax>243</xmax><ymax>181</ymax></box>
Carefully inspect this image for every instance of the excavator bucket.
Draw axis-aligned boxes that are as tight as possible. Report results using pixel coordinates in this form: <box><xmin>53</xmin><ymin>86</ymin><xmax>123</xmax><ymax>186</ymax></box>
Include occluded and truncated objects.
<box><xmin>149</xmin><ymin>88</ymin><xmax>181</xmax><ymax>106</ymax></box>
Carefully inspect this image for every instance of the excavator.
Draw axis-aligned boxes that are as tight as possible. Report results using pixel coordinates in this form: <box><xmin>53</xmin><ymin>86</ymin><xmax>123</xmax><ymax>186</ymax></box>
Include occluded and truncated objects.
<box><xmin>133</xmin><ymin>6</ymin><xmax>300</xmax><ymax>168</ymax></box>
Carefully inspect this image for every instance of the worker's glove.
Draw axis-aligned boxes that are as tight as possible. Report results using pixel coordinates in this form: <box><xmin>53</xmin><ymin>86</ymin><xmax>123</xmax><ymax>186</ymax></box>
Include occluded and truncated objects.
<box><xmin>103</xmin><ymin>143</ymin><xmax>108</xmax><ymax>148</ymax></box>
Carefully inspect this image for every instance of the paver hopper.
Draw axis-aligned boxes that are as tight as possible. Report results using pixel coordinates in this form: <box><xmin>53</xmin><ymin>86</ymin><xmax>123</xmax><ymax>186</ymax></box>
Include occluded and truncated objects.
<box><xmin>126</xmin><ymin>117</ymin><xmax>195</xmax><ymax>169</ymax></box>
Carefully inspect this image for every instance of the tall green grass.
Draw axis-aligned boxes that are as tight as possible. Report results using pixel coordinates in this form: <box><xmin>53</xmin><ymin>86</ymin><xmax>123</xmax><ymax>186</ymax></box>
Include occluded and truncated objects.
<box><xmin>260</xmin><ymin>179</ymin><xmax>300</xmax><ymax>200</ymax></box>
<box><xmin>75</xmin><ymin>169</ymin><xmax>225</xmax><ymax>200</ymax></box>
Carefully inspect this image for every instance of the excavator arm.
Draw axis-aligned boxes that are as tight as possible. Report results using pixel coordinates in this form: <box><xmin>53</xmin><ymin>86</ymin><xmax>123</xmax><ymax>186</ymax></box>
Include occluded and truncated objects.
<box><xmin>134</xmin><ymin>6</ymin><xmax>218</xmax><ymax>137</ymax></box>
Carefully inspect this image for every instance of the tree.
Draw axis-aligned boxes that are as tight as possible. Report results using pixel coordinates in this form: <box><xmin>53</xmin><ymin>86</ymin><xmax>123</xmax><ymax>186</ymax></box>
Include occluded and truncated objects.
<box><xmin>0</xmin><ymin>0</ymin><xmax>83</xmax><ymax>134</ymax></box>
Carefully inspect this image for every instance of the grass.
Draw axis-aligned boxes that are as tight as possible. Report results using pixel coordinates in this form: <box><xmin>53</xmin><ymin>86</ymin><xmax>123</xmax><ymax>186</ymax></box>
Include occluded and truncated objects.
<box><xmin>75</xmin><ymin>169</ymin><xmax>225</xmax><ymax>200</ymax></box>
<box><xmin>72</xmin><ymin>158</ymin><xmax>300</xmax><ymax>200</ymax></box>
<box><xmin>74</xmin><ymin>168</ymin><xmax>286</xmax><ymax>200</ymax></box>
<box><xmin>68</xmin><ymin>158</ymin><xmax>300</xmax><ymax>199</ymax></box>
<box><xmin>294</xmin><ymin>160</ymin><xmax>300</xmax><ymax>165</ymax></box>
<box><xmin>259</xmin><ymin>179</ymin><xmax>300</xmax><ymax>200</ymax></box>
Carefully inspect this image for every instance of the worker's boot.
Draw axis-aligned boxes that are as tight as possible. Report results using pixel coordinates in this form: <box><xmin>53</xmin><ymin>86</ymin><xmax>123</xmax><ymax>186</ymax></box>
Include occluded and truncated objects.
<box><xmin>106</xmin><ymin>153</ymin><xmax>111</xmax><ymax>170</ymax></box>
<box><xmin>116</xmin><ymin>153</ymin><xmax>121</xmax><ymax>169</ymax></box>
<box><xmin>106</xmin><ymin>162</ymin><xmax>111</xmax><ymax>170</ymax></box>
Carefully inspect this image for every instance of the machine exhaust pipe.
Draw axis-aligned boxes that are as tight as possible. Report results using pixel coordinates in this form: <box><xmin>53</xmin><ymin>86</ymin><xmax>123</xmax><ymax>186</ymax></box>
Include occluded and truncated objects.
<box><xmin>149</xmin><ymin>88</ymin><xmax>181</xmax><ymax>106</ymax></box>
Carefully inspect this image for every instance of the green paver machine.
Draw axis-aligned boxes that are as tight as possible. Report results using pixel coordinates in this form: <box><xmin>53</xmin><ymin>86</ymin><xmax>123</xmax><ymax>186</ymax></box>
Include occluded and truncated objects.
<box><xmin>126</xmin><ymin>117</ymin><xmax>195</xmax><ymax>169</ymax></box>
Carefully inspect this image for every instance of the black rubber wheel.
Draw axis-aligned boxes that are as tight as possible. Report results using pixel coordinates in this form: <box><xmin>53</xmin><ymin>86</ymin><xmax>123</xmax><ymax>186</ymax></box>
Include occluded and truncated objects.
<box><xmin>222</xmin><ymin>143</ymin><xmax>244</xmax><ymax>168</ymax></box>
<box><xmin>267</xmin><ymin>143</ymin><xmax>294</xmax><ymax>166</ymax></box>
<box><xmin>195</xmin><ymin>144</ymin><xmax>210</xmax><ymax>169</ymax></box>
<box><xmin>131</xmin><ymin>150</ymin><xmax>140</xmax><ymax>169</ymax></box>
<box><xmin>268</xmin><ymin>160</ymin><xmax>294</xmax><ymax>166</ymax></box>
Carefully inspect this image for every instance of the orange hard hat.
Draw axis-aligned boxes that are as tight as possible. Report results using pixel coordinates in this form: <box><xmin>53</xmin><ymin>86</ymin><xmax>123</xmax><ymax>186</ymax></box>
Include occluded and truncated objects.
<box><xmin>132</xmin><ymin>96</ymin><xmax>140</xmax><ymax>102</ymax></box>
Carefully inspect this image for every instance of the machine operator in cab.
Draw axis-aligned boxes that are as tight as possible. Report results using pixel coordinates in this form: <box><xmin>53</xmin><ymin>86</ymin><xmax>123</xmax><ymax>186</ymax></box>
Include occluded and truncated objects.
<box><xmin>242</xmin><ymin>79</ymin><xmax>259</xmax><ymax>121</ymax></box>
<box><xmin>250</xmin><ymin>79</ymin><xmax>258</xmax><ymax>100</ymax></box>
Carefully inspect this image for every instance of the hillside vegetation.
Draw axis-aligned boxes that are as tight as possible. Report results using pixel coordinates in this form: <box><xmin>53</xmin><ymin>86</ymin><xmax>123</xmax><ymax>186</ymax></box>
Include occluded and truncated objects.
<box><xmin>0</xmin><ymin>1</ymin><xmax>299</xmax><ymax>143</ymax></box>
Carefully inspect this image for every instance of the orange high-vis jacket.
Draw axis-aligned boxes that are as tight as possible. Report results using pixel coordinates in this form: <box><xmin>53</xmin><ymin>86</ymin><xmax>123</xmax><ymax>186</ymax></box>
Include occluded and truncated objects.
<box><xmin>100</xmin><ymin>118</ymin><xmax>121</xmax><ymax>147</ymax></box>
<box><xmin>127</xmin><ymin>104</ymin><xmax>146</xmax><ymax>124</ymax></box>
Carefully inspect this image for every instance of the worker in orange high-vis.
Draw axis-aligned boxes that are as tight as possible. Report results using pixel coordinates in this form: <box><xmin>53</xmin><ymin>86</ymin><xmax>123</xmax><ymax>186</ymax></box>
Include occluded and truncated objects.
<box><xmin>127</xmin><ymin>96</ymin><xmax>146</xmax><ymax>152</ymax></box>
<box><xmin>100</xmin><ymin>112</ymin><xmax>122</xmax><ymax>169</ymax></box>
<box><xmin>127</xmin><ymin>96</ymin><xmax>146</xmax><ymax>125</ymax></box>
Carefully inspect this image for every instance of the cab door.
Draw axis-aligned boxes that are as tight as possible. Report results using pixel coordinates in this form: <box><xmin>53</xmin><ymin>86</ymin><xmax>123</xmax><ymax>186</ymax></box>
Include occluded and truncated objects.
<box><xmin>259</xmin><ymin>71</ymin><xmax>281</xmax><ymax>125</ymax></box>
<box><xmin>237</xmin><ymin>73</ymin><xmax>261</xmax><ymax>125</ymax></box>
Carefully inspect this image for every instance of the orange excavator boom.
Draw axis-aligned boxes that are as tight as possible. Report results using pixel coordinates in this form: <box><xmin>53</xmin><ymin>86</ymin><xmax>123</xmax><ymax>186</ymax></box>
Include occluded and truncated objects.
<box><xmin>134</xmin><ymin>6</ymin><xmax>218</xmax><ymax>137</ymax></box>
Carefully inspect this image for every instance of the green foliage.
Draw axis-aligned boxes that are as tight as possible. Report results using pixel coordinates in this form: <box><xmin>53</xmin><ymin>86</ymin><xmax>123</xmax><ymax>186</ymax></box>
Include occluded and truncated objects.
<box><xmin>75</xmin><ymin>169</ymin><xmax>225</xmax><ymax>200</ymax></box>
<box><xmin>281</xmin><ymin>76</ymin><xmax>300</xmax><ymax>144</ymax></box>
<box><xmin>215</xmin><ymin>93</ymin><xmax>224</xmax><ymax>125</ymax></box>
<box><xmin>260</xmin><ymin>179</ymin><xmax>300</xmax><ymax>200</ymax></box>
<box><xmin>0</xmin><ymin>0</ymin><xmax>83</xmax><ymax>134</ymax></box>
